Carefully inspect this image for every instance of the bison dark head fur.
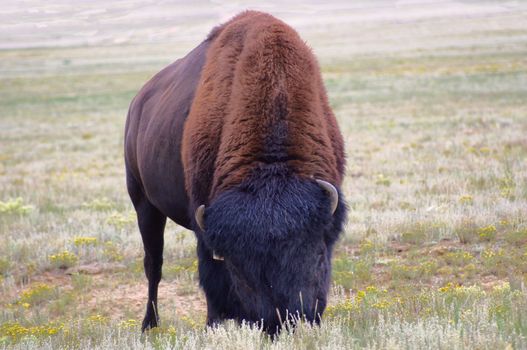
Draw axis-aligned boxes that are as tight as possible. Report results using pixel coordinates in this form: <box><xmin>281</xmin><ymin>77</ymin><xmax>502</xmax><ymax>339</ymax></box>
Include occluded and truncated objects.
<box><xmin>196</xmin><ymin>165</ymin><xmax>346</xmax><ymax>333</ymax></box>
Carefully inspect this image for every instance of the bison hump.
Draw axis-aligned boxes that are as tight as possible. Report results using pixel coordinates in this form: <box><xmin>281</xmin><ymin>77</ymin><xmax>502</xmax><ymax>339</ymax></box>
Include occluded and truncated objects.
<box><xmin>182</xmin><ymin>11</ymin><xmax>345</xmax><ymax>205</ymax></box>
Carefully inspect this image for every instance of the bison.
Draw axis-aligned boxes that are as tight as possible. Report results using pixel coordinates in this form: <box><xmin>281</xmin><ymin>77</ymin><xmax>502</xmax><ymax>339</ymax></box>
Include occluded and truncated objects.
<box><xmin>124</xmin><ymin>11</ymin><xmax>346</xmax><ymax>334</ymax></box>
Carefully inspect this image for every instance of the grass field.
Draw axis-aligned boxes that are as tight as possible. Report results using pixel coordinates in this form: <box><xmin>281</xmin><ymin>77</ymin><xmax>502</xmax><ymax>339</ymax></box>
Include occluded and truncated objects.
<box><xmin>1</xmin><ymin>1</ymin><xmax>527</xmax><ymax>349</ymax></box>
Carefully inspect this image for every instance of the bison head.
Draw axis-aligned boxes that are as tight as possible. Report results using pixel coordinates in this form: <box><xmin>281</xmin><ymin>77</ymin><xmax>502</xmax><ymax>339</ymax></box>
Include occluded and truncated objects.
<box><xmin>195</xmin><ymin>168</ymin><xmax>346</xmax><ymax>333</ymax></box>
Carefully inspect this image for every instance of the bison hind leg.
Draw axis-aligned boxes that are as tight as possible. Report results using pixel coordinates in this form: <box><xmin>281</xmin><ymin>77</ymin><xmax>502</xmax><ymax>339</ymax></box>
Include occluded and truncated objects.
<box><xmin>138</xmin><ymin>201</ymin><xmax>166</xmax><ymax>332</ymax></box>
<box><xmin>127</xmin><ymin>171</ymin><xmax>167</xmax><ymax>332</ymax></box>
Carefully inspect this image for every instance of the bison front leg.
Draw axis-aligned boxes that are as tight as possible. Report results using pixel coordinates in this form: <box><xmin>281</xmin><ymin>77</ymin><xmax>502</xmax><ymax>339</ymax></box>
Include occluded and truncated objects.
<box><xmin>196</xmin><ymin>240</ymin><xmax>244</xmax><ymax>325</ymax></box>
<box><xmin>127</xmin><ymin>174</ymin><xmax>167</xmax><ymax>331</ymax></box>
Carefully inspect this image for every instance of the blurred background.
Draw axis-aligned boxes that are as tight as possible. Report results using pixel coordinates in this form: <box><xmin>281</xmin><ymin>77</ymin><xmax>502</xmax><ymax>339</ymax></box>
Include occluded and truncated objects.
<box><xmin>3</xmin><ymin>1</ymin><xmax>527</xmax><ymax>57</ymax></box>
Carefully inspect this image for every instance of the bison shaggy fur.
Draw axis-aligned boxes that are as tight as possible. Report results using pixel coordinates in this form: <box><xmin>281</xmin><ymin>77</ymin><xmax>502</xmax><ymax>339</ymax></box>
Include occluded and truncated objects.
<box><xmin>124</xmin><ymin>11</ymin><xmax>347</xmax><ymax>334</ymax></box>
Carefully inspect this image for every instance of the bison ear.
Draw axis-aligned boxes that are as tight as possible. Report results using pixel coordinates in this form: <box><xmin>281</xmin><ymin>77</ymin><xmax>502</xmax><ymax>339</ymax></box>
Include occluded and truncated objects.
<box><xmin>316</xmin><ymin>179</ymin><xmax>339</xmax><ymax>215</ymax></box>
<box><xmin>195</xmin><ymin>205</ymin><xmax>206</xmax><ymax>231</ymax></box>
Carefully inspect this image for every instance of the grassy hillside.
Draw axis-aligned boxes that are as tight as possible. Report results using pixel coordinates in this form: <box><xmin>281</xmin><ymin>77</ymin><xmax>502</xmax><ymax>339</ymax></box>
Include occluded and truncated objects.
<box><xmin>1</xmin><ymin>2</ymin><xmax>527</xmax><ymax>349</ymax></box>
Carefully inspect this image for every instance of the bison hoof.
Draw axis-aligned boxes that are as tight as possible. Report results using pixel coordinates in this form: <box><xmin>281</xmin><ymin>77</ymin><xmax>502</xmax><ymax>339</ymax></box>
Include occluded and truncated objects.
<box><xmin>141</xmin><ymin>315</ymin><xmax>159</xmax><ymax>332</ymax></box>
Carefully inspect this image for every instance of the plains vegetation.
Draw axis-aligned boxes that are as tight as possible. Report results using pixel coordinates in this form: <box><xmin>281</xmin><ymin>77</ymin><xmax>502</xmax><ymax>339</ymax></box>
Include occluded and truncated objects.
<box><xmin>1</xmin><ymin>1</ymin><xmax>527</xmax><ymax>349</ymax></box>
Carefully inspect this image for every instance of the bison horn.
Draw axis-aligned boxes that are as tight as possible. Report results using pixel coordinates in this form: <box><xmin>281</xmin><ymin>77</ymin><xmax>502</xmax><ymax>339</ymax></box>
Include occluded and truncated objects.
<box><xmin>195</xmin><ymin>204</ymin><xmax>206</xmax><ymax>231</ymax></box>
<box><xmin>213</xmin><ymin>252</ymin><xmax>224</xmax><ymax>261</ymax></box>
<box><xmin>316</xmin><ymin>179</ymin><xmax>339</xmax><ymax>215</ymax></box>
<box><xmin>195</xmin><ymin>205</ymin><xmax>224</xmax><ymax>261</ymax></box>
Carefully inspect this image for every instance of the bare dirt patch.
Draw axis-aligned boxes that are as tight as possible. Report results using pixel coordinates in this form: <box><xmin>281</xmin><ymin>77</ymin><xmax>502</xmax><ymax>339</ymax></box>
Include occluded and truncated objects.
<box><xmin>85</xmin><ymin>278</ymin><xmax>206</xmax><ymax>321</ymax></box>
<box><xmin>1</xmin><ymin>268</ymin><xmax>206</xmax><ymax>322</ymax></box>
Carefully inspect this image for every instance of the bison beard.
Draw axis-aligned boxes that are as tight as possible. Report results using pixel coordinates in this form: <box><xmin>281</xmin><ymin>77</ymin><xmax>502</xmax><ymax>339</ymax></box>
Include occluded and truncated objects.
<box><xmin>124</xmin><ymin>11</ymin><xmax>346</xmax><ymax>335</ymax></box>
